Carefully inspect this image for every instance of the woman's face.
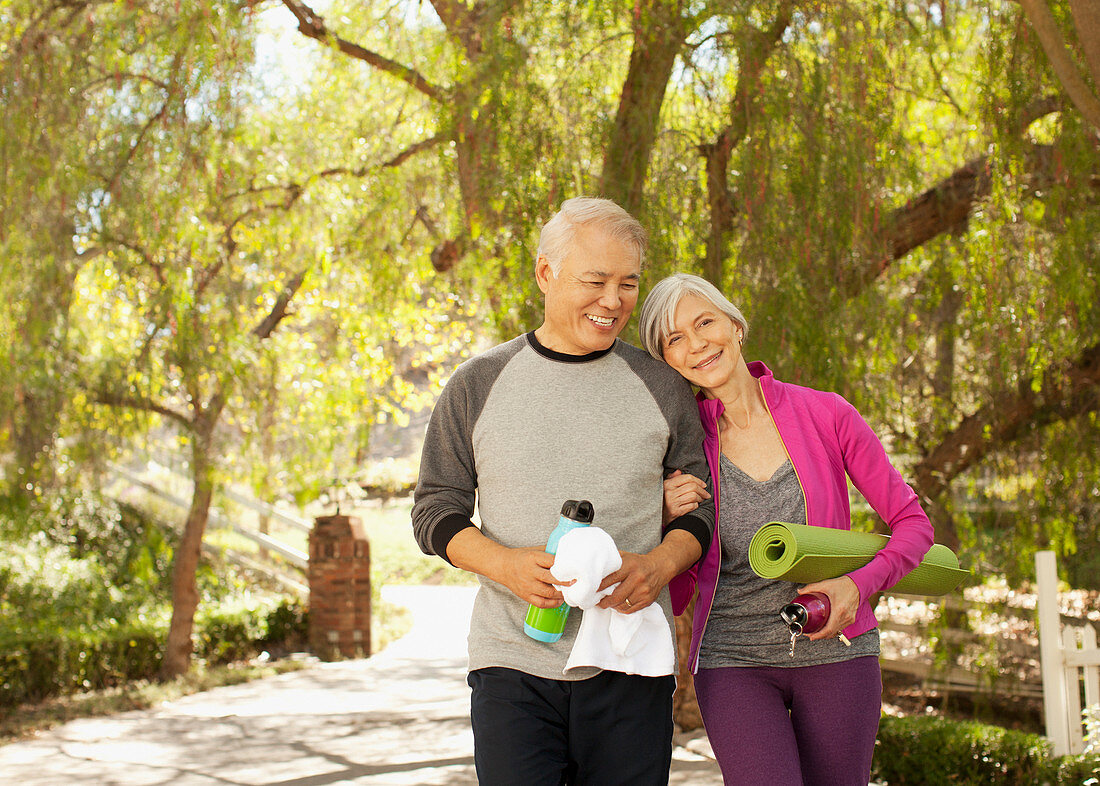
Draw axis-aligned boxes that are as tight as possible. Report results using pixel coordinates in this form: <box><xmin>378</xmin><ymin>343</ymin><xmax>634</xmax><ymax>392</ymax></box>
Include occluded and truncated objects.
<box><xmin>661</xmin><ymin>294</ymin><xmax>743</xmax><ymax>389</ymax></box>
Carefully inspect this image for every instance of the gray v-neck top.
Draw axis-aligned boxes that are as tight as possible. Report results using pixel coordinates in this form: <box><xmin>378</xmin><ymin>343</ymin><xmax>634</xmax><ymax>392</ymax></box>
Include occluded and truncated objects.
<box><xmin>698</xmin><ymin>454</ymin><xmax>879</xmax><ymax>668</ymax></box>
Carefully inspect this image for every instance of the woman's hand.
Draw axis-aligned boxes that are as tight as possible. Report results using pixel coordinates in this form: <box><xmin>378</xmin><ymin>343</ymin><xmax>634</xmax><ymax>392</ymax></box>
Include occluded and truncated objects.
<box><xmin>799</xmin><ymin>575</ymin><xmax>860</xmax><ymax>641</ymax></box>
<box><xmin>662</xmin><ymin>470</ymin><xmax>710</xmax><ymax>525</ymax></box>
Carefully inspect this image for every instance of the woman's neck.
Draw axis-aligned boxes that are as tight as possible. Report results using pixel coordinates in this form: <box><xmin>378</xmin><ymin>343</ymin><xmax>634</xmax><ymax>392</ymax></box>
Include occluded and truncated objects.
<box><xmin>704</xmin><ymin>363</ymin><xmax>763</xmax><ymax>431</ymax></box>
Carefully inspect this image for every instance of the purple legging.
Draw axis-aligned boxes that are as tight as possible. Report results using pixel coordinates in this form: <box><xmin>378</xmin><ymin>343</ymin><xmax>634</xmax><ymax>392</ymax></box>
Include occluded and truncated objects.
<box><xmin>694</xmin><ymin>656</ymin><xmax>881</xmax><ymax>786</ymax></box>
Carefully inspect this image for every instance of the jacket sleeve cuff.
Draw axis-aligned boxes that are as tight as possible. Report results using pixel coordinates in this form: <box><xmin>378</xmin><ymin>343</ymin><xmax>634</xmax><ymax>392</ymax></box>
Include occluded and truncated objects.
<box><xmin>846</xmin><ymin>564</ymin><xmax>883</xmax><ymax>605</ymax></box>
<box><xmin>431</xmin><ymin>514</ymin><xmax>477</xmax><ymax>566</ymax></box>
<box><xmin>663</xmin><ymin>513</ymin><xmax>712</xmax><ymax>564</ymax></box>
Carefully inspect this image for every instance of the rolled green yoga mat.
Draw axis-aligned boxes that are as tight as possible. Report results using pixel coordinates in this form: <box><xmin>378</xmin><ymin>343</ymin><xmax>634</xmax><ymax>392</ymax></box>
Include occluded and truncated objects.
<box><xmin>748</xmin><ymin>521</ymin><xmax>969</xmax><ymax>595</ymax></box>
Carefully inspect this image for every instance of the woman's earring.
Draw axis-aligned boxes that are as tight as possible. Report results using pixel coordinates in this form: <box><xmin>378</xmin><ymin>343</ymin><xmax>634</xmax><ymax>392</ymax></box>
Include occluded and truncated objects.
<box><xmin>738</xmin><ymin>332</ymin><xmax>743</xmax><ymax>346</ymax></box>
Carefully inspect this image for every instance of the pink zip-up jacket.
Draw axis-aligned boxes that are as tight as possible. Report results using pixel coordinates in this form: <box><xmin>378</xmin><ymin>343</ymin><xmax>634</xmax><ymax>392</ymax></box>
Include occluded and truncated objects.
<box><xmin>670</xmin><ymin>361</ymin><xmax>934</xmax><ymax>673</ymax></box>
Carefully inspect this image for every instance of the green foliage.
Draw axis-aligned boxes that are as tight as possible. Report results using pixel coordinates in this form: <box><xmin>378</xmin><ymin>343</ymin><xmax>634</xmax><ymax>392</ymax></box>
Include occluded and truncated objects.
<box><xmin>873</xmin><ymin>715</ymin><xmax>1100</xmax><ymax>785</ymax></box>
<box><xmin>0</xmin><ymin>491</ymin><xmax>307</xmax><ymax>707</ymax></box>
<box><xmin>3</xmin><ymin>0</ymin><xmax>1100</xmax><ymax>667</ymax></box>
<box><xmin>0</xmin><ymin>622</ymin><xmax>164</xmax><ymax>707</ymax></box>
<box><xmin>3</xmin><ymin>488</ymin><xmax>173</xmax><ymax>591</ymax></box>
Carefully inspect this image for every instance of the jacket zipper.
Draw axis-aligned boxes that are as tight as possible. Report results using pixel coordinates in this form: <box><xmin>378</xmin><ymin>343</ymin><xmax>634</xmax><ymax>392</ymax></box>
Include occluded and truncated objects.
<box><xmin>693</xmin><ymin>380</ymin><xmax>813</xmax><ymax>672</ymax></box>
<box><xmin>691</xmin><ymin>413</ymin><xmax>720</xmax><ymax>673</ymax></box>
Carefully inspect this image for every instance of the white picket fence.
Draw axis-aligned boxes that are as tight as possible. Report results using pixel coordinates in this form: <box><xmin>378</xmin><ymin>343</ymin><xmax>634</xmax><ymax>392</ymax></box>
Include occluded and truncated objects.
<box><xmin>107</xmin><ymin>456</ymin><xmax>312</xmax><ymax>596</ymax></box>
<box><xmin>1037</xmin><ymin>550</ymin><xmax>1100</xmax><ymax>756</ymax></box>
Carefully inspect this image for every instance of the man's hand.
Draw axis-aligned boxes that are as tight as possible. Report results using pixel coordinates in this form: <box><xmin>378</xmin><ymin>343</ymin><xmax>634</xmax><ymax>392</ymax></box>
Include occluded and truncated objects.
<box><xmin>595</xmin><ymin>551</ymin><xmax>677</xmax><ymax>614</ymax></box>
<box><xmin>662</xmin><ymin>470</ymin><xmax>710</xmax><ymax>525</ymax></box>
<box><xmin>446</xmin><ymin>527</ymin><xmax>570</xmax><ymax>607</ymax></box>
<box><xmin>799</xmin><ymin>575</ymin><xmax>860</xmax><ymax>640</ymax></box>
<box><xmin>595</xmin><ymin>552</ymin><xmax>668</xmax><ymax>613</ymax></box>
<box><xmin>497</xmin><ymin>547</ymin><xmax>568</xmax><ymax>608</ymax></box>
<box><xmin>594</xmin><ymin>529</ymin><xmax>703</xmax><ymax>613</ymax></box>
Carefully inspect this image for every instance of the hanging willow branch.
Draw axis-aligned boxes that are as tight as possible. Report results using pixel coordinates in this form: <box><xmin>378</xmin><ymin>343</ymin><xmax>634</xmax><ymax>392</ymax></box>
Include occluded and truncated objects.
<box><xmin>912</xmin><ymin>339</ymin><xmax>1100</xmax><ymax>506</ymax></box>
<box><xmin>699</xmin><ymin>2</ymin><xmax>795</xmax><ymax>284</ymax></box>
<box><xmin>279</xmin><ymin>0</ymin><xmax>445</xmax><ymax>102</ymax></box>
<box><xmin>861</xmin><ymin>96</ymin><xmax>1084</xmax><ymax>295</ymax></box>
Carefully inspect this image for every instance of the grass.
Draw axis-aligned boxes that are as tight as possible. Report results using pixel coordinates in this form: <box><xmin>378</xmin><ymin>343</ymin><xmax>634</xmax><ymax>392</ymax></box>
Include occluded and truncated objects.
<box><xmin>352</xmin><ymin>497</ymin><xmax>477</xmax><ymax>588</ymax></box>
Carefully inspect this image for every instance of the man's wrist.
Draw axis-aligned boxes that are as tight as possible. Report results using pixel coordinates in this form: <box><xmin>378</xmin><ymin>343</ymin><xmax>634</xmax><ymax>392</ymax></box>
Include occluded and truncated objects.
<box><xmin>652</xmin><ymin>530</ymin><xmax>702</xmax><ymax>581</ymax></box>
<box><xmin>647</xmin><ymin>542</ymin><xmax>687</xmax><ymax>587</ymax></box>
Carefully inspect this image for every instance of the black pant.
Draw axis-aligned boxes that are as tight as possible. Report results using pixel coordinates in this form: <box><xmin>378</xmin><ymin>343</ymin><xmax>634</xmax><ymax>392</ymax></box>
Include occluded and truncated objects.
<box><xmin>467</xmin><ymin>667</ymin><xmax>675</xmax><ymax>786</ymax></box>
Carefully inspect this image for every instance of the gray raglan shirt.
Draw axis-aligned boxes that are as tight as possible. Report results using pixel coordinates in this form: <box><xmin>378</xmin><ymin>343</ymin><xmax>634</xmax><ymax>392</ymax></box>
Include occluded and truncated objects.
<box><xmin>411</xmin><ymin>332</ymin><xmax>715</xmax><ymax>681</ymax></box>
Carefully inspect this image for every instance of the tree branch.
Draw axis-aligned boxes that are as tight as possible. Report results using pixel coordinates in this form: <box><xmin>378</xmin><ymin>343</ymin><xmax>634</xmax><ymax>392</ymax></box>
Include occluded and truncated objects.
<box><xmin>279</xmin><ymin>0</ymin><xmax>445</xmax><ymax>102</ymax></box>
<box><xmin>861</xmin><ymin>96</ymin><xmax>1077</xmax><ymax>292</ymax></box>
<box><xmin>1069</xmin><ymin>0</ymin><xmax>1100</xmax><ymax>89</ymax></box>
<box><xmin>93</xmin><ymin>389</ymin><xmax>192</xmax><ymax>429</ymax></box>
<box><xmin>600</xmin><ymin>0</ymin><xmax>695</xmax><ymax>215</ymax></box>
<box><xmin>252</xmin><ymin>268</ymin><xmax>308</xmax><ymax>339</ymax></box>
<box><xmin>1018</xmin><ymin>0</ymin><xmax>1100</xmax><ymax>133</ymax></box>
<box><xmin>913</xmin><ymin>341</ymin><xmax>1100</xmax><ymax>503</ymax></box>
<box><xmin>383</xmin><ymin>133</ymin><xmax>445</xmax><ymax>168</ymax></box>
<box><xmin>699</xmin><ymin>3</ymin><xmax>794</xmax><ymax>283</ymax></box>
<box><xmin>429</xmin><ymin>0</ymin><xmax>524</xmax><ymax>57</ymax></box>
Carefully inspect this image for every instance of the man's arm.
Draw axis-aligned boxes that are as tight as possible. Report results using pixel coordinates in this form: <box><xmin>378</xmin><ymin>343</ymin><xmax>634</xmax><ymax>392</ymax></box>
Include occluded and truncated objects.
<box><xmin>446</xmin><ymin>527</ymin><xmax>567</xmax><ymax>608</ymax></box>
<box><xmin>597</xmin><ymin>358</ymin><xmax>717</xmax><ymax>612</ymax></box>
<box><xmin>413</xmin><ymin>348</ymin><xmax>568</xmax><ymax>607</ymax></box>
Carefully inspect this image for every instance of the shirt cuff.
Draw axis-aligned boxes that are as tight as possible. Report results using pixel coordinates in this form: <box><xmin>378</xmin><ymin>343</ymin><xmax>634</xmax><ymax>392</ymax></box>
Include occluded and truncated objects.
<box><xmin>663</xmin><ymin>513</ymin><xmax>712</xmax><ymax>563</ymax></box>
<box><xmin>431</xmin><ymin>514</ymin><xmax>477</xmax><ymax>566</ymax></box>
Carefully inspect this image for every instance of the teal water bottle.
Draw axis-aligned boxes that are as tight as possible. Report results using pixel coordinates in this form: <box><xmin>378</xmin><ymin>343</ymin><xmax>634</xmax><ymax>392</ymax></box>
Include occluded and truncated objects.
<box><xmin>523</xmin><ymin>499</ymin><xmax>595</xmax><ymax>643</ymax></box>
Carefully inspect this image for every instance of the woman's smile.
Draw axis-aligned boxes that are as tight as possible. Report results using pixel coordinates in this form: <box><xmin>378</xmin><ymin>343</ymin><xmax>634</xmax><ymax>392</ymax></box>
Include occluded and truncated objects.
<box><xmin>694</xmin><ymin>350</ymin><xmax>723</xmax><ymax>371</ymax></box>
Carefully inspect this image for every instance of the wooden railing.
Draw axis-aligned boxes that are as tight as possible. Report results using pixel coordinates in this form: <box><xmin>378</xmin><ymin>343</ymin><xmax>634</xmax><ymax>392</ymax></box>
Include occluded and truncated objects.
<box><xmin>106</xmin><ymin>458</ymin><xmax>310</xmax><ymax>595</ymax></box>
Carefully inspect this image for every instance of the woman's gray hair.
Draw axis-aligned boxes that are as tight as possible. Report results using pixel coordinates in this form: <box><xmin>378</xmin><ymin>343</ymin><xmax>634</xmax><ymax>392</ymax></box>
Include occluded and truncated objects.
<box><xmin>537</xmin><ymin>197</ymin><xmax>648</xmax><ymax>275</ymax></box>
<box><xmin>638</xmin><ymin>273</ymin><xmax>749</xmax><ymax>361</ymax></box>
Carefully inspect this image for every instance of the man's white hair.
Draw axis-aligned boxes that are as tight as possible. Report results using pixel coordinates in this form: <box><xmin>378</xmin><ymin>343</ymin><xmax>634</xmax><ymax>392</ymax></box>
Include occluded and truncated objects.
<box><xmin>536</xmin><ymin>197</ymin><xmax>648</xmax><ymax>276</ymax></box>
<box><xmin>638</xmin><ymin>273</ymin><xmax>749</xmax><ymax>361</ymax></box>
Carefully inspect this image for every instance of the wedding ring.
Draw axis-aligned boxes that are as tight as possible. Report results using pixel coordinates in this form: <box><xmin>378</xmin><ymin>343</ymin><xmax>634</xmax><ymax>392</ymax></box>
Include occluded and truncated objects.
<box><xmin>624</xmin><ymin>599</ymin><xmax>633</xmax><ymax>608</ymax></box>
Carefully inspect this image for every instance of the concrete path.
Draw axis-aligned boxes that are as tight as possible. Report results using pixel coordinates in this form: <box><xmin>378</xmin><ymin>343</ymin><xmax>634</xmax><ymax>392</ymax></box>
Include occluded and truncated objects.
<box><xmin>0</xmin><ymin>585</ymin><xmax>722</xmax><ymax>785</ymax></box>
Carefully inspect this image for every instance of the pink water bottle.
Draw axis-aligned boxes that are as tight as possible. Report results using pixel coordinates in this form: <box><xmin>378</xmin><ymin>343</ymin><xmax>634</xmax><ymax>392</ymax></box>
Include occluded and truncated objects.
<box><xmin>781</xmin><ymin>592</ymin><xmax>831</xmax><ymax>634</ymax></box>
<box><xmin>781</xmin><ymin>592</ymin><xmax>851</xmax><ymax>657</ymax></box>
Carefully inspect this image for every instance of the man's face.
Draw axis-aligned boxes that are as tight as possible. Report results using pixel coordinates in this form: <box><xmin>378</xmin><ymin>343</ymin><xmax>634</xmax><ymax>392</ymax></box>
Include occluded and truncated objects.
<box><xmin>535</xmin><ymin>225</ymin><xmax>641</xmax><ymax>355</ymax></box>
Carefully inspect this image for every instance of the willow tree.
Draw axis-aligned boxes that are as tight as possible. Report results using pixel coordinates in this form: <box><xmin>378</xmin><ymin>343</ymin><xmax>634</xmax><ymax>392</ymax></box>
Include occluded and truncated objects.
<box><xmin>0</xmin><ymin>0</ymin><xmax>171</xmax><ymax>498</ymax></box>
<box><xmin>66</xmin><ymin>0</ymin><xmax>481</xmax><ymax>675</ymax></box>
<box><xmin>680</xmin><ymin>2</ymin><xmax>1100</xmax><ymax>570</ymax></box>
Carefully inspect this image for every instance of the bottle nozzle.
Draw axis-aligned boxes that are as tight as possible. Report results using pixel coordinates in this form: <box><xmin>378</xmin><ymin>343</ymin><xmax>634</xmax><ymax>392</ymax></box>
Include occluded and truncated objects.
<box><xmin>561</xmin><ymin>499</ymin><xmax>595</xmax><ymax>522</ymax></box>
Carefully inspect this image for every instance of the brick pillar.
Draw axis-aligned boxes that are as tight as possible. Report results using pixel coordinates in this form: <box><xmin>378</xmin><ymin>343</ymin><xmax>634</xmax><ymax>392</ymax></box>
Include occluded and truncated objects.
<box><xmin>308</xmin><ymin>514</ymin><xmax>371</xmax><ymax>660</ymax></box>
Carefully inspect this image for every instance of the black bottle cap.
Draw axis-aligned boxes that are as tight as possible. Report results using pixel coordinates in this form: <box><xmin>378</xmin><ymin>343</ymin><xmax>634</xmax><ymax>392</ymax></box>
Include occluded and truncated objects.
<box><xmin>561</xmin><ymin>500</ymin><xmax>595</xmax><ymax>523</ymax></box>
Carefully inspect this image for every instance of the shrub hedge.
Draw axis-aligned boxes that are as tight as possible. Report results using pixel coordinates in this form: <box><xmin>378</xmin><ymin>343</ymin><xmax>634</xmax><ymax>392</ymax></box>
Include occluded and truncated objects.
<box><xmin>1</xmin><ymin>489</ymin><xmax>310</xmax><ymax>709</ymax></box>
<box><xmin>0</xmin><ymin>599</ymin><xmax>308</xmax><ymax>708</ymax></box>
<box><xmin>873</xmin><ymin>715</ymin><xmax>1100</xmax><ymax>785</ymax></box>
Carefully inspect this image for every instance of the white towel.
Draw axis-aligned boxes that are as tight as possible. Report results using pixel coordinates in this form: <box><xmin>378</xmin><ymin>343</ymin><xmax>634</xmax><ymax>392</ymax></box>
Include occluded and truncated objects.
<box><xmin>550</xmin><ymin>526</ymin><xmax>676</xmax><ymax>678</ymax></box>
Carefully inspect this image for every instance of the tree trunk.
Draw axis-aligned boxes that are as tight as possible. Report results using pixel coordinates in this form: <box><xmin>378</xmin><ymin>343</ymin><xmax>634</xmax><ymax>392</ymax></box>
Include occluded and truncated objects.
<box><xmin>9</xmin><ymin>219</ymin><xmax>80</xmax><ymax>497</ymax></box>
<box><xmin>702</xmin><ymin>6</ymin><xmax>794</xmax><ymax>284</ymax></box>
<box><xmin>159</xmin><ymin>434</ymin><xmax>216</xmax><ymax>679</ymax></box>
<box><xmin>599</xmin><ymin>0</ymin><xmax>690</xmax><ymax>216</ymax></box>
<box><xmin>911</xmin><ymin>340</ymin><xmax>1100</xmax><ymax>547</ymax></box>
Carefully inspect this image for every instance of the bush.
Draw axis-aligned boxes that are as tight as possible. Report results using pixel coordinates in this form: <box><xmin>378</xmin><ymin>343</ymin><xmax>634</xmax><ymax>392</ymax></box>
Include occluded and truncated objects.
<box><xmin>0</xmin><ymin>621</ymin><xmax>163</xmax><ymax>706</ymax></box>
<box><xmin>873</xmin><ymin>715</ymin><xmax>1100</xmax><ymax>785</ymax></box>
<box><xmin>261</xmin><ymin>598</ymin><xmax>309</xmax><ymax>652</ymax></box>
<box><xmin>0</xmin><ymin>490</ymin><xmax>310</xmax><ymax>708</ymax></box>
<box><xmin>0</xmin><ymin>599</ymin><xmax>308</xmax><ymax>708</ymax></box>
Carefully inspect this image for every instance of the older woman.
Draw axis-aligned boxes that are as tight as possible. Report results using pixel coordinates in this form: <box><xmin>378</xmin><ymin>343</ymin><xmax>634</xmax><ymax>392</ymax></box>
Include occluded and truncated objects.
<box><xmin>642</xmin><ymin>273</ymin><xmax>934</xmax><ymax>786</ymax></box>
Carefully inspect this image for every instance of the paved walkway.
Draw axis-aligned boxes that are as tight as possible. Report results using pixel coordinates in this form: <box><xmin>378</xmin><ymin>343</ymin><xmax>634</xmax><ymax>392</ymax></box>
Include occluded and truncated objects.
<box><xmin>0</xmin><ymin>585</ymin><xmax>723</xmax><ymax>785</ymax></box>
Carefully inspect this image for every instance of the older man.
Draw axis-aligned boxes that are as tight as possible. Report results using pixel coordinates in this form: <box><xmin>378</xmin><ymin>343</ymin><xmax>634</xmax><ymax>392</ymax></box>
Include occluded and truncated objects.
<box><xmin>412</xmin><ymin>197</ymin><xmax>714</xmax><ymax>785</ymax></box>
